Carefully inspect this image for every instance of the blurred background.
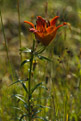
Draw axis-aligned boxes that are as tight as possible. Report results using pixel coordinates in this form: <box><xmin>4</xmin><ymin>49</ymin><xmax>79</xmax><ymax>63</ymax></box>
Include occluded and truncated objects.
<box><xmin>0</xmin><ymin>0</ymin><xmax>81</xmax><ymax>121</ymax></box>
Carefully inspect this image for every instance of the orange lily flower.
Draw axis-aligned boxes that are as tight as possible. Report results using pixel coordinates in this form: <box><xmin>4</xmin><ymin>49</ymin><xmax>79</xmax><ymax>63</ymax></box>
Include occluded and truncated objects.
<box><xmin>24</xmin><ymin>16</ymin><xmax>67</xmax><ymax>46</ymax></box>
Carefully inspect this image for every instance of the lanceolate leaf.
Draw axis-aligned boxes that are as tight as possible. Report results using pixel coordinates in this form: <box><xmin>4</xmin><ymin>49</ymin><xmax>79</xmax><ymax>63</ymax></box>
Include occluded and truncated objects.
<box><xmin>19</xmin><ymin>114</ymin><xmax>27</xmax><ymax>121</ymax></box>
<box><xmin>9</xmin><ymin>80</ymin><xmax>20</xmax><ymax>86</ymax></box>
<box><xmin>9</xmin><ymin>79</ymin><xmax>28</xmax><ymax>94</ymax></box>
<box><xmin>19</xmin><ymin>47</ymin><xmax>31</xmax><ymax>53</ymax></box>
<box><xmin>32</xmin><ymin>110</ymin><xmax>41</xmax><ymax>118</ymax></box>
<box><xmin>34</xmin><ymin>116</ymin><xmax>48</xmax><ymax>121</ymax></box>
<box><xmin>35</xmin><ymin>46</ymin><xmax>46</xmax><ymax>54</ymax></box>
<box><xmin>36</xmin><ymin>104</ymin><xmax>51</xmax><ymax>109</ymax></box>
<box><xmin>24</xmin><ymin>104</ymin><xmax>28</xmax><ymax>110</ymax></box>
<box><xmin>23</xmin><ymin>49</ymin><xmax>31</xmax><ymax>53</ymax></box>
<box><xmin>9</xmin><ymin>79</ymin><xmax>28</xmax><ymax>86</ymax></box>
<box><xmin>31</xmin><ymin>82</ymin><xmax>42</xmax><ymax>94</ymax></box>
<box><xmin>12</xmin><ymin>94</ymin><xmax>26</xmax><ymax>104</ymax></box>
<box><xmin>21</xmin><ymin>82</ymin><xmax>29</xmax><ymax>94</ymax></box>
<box><xmin>12</xmin><ymin>107</ymin><xmax>23</xmax><ymax>112</ymax></box>
<box><xmin>21</xmin><ymin>59</ymin><xmax>30</xmax><ymax>66</ymax></box>
<box><xmin>9</xmin><ymin>79</ymin><xmax>24</xmax><ymax>86</ymax></box>
<box><xmin>12</xmin><ymin>94</ymin><xmax>24</xmax><ymax>97</ymax></box>
<box><xmin>19</xmin><ymin>47</ymin><xmax>27</xmax><ymax>51</ymax></box>
<box><xmin>37</xmin><ymin>55</ymin><xmax>52</xmax><ymax>62</ymax></box>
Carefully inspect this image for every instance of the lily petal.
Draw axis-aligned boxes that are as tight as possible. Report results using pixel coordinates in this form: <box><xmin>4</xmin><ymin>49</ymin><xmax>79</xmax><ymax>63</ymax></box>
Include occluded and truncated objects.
<box><xmin>30</xmin><ymin>28</ymin><xmax>38</xmax><ymax>33</ymax></box>
<box><xmin>35</xmin><ymin>29</ymin><xmax>57</xmax><ymax>46</ymax></box>
<box><xmin>36</xmin><ymin>16</ymin><xmax>46</xmax><ymax>32</ymax></box>
<box><xmin>56</xmin><ymin>22</ymin><xmax>67</xmax><ymax>30</ymax></box>
<box><xmin>50</xmin><ymin>16</ymin><xmax>59</xmax><ymax>26</ymax></box>
<box><xmin>46</xmin><ymin>26</ymin><xmax>55</xmax><ymax>33</ymax></box>
<box><xmin>24</xmin><ymin>21</ymin><xmax>34</xmax><ymax>28</ymax></box>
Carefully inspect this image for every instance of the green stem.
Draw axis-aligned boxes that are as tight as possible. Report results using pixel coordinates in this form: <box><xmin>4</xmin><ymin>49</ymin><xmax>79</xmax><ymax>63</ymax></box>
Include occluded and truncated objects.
<box><xmin>0</xmin><ymin>10</ymin><xmax>16</xmax><ymax>82</ymax></box>
<box><xmin>63</xmin><ymin>91</ymin><xmax>67</xmax><ymax>121</ymax></box>
<box><xmin>17</xmin><ymin>0</ymin><xmax>22</xmax><ymax>61</ymax></box>
<box><xmin>0</xmin><ymin>10</ymin><xmax>9</xmax><ymax>61</ymax></box>
<box><xmin>28</xmin><ymin>40</ymin><xmax>35</xmax><ymax>121</ymax></box>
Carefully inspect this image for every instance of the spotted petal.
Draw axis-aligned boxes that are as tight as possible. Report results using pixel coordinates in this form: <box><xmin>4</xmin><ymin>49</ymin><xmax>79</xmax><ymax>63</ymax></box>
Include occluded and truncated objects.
<box><xmin>36</xmin><ymin>16</ymin><xmax>46</xmax><ymax>32</ymax></box>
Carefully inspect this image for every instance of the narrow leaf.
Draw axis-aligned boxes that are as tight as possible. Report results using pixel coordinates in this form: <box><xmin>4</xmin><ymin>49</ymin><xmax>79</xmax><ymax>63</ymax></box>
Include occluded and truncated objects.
<box><xmin>37</xmin><ymin>55</ymin><xmax>52</xmax><ymax>62</ymax></box>
<box><xmin>9</xmin><ymin>79</ymin><xmax>28</xmax><ymax>94</ymax></box>
<box><xmin>34</xmin><ymin>116</ymin><xmax>48</xmax><ymax>121</ymax></box>
<box><xmin>24</xmin><ymin>104</ymin><xmax>28</xmax><ymax>110</ymax></box>
<box><xmin>9</xmin><ymin>79</ymin><xmax>28</xmax><ymax>86</ymax></box>
<box><xmin>19</xmin><ymin>47</ymin><xmax>27</xmax><ymax>51</ymax></box>
<box><xmin>19</xmin><ymin>114</ymin><xmax>27</xmax><ymax>121</ymax></box>
<box><xmin>21</xmin><ymin>59</ymin><xmax>30</xmax><ymax>66</ymax></box>
<box><xmin>32</xmin><ymin>110</ymin><xmax>41</xmax><ymax>118</ymax></box>
<box><xmin>31</xmin><ymin>82</ymin><xmax>42</xmax><ymax>94</ymax></box>
<box><xmin>36</xmin><ymin>104</ymin><xmax>51</xmax><ymax>109</ymax></box>
<box><xmin>19</xmin><ymin>47</ymin><xmax>31</xmax><ymax>53</ymax></box>
<box><xmin>21</xmin><ymin>82</ymin><xmax>28</xmax><ymax>94</ymax></box>
<box><xmin>12</xmin><ymin>107</ymin><xmax>23</xmax><ymax>112</ymax></box>
<box><xmin>9</xmin><ymin>80</ymin><xmax>20</xmax><ymax>86</ymax></box>
<box><xmin>12</xmin><ymin>94</ymin><xmax>24</xmax><ymax>97</ymax></box>
<box><xmin>12</xmin><ymin>94</ymin><xmax>26</xmax><ymax>103</ymax></box>
<box><xmin>35</xmin><ymin>47</ymin><xmax>46</xmax><ymax>54</ymax></box>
